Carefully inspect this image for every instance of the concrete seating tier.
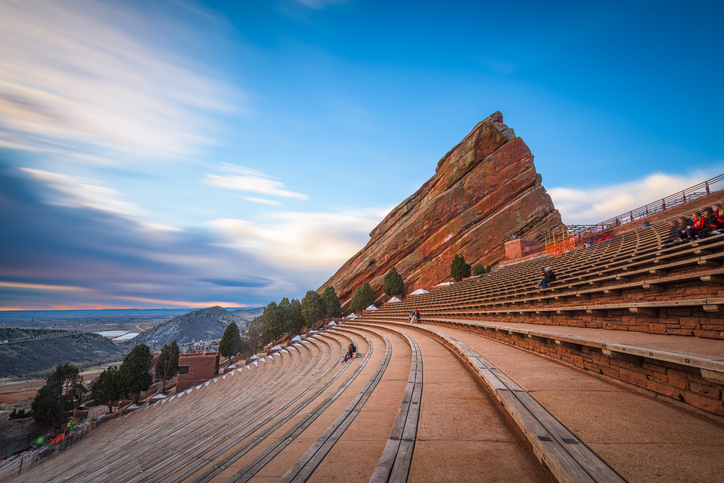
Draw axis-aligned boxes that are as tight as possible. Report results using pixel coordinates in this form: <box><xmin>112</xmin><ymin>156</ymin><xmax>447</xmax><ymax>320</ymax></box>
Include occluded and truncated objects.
<box><xmin>366</xmin><ymin>215</ymin><xmax>724</xmax><ymax>339</ymax></box>
<box><xmin>6</xmin><ymin>316</ymin><xmax>724</xmax><ymax>482</ymax></box>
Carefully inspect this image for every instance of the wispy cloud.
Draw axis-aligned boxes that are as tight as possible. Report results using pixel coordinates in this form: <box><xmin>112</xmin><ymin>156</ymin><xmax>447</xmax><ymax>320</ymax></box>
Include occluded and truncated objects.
<box><xmin>210</xmin><ymin>208</ymin><xmax>389</xmax><ymax>269</ymax></box>
<box><xmin>0</xmin><ymin>281</ymin><xmax>93</xmax><ymax>292</ymax></box>
<box><xmin>204</xmin><ymin>164</ymin><xmax>308</xmax><ymax>200</ymax></box>
<box><xmin>20</xmin><ymin>168</ymin><xmax>142</xmax><ymax>217</ymax></box>
<box><xmin>549</xmin><ymin>170</ymin><xmax>720</xmax><ymax>224</ymax></box>
<box><xmin>244</xmin><ymin>197</ymin><xmax>283</xmax><ymax>206</ymax></box>
<box><xmin>0</xmin><ymin>0</ymin><xmax>243</xmax><ymax>160</ymax></box>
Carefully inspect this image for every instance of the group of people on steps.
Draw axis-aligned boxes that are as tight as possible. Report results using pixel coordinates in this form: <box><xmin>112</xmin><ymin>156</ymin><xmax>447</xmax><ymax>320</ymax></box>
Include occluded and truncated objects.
<box><xmin>670</xmin><ymin>204</ymin><xmax>724</xmax><ymax>242</ymax></box>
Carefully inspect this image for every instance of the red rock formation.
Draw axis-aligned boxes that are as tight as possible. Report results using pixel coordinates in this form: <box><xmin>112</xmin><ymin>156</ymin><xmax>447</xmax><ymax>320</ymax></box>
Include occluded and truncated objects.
<box><xmin>321</xmin><ymin>112</ymin><xmax>562</xmax><ymax>307</ymax></box>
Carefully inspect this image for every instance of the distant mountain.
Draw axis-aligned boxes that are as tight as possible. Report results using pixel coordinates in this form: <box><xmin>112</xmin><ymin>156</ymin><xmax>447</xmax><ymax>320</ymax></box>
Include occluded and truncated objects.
<box><xmin>230</xmin><ymin>307</ymin><xmax>264</xmax><ymax>323</ymax></box>
<box><xmin>0</xmin><ymin>330</ymin><xmax>124</xmax><ymax>379</ymax></box>
<box><xmin>126</xmin><ymin>306</ymin><xmax>241</xmax><ymax>348</ymax></box>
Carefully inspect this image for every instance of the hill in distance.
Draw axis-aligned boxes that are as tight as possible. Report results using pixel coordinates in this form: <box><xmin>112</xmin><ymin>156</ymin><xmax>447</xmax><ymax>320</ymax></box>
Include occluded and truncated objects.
<box><xmin>127</xmin><ymin>306</ymin><xmax>242</xmax><ymax>349</ymax></box>
<box><xmin>229</xmin><ymin>307</ymin><xmax>264</xmax><ymax>324</ymax></box>
<box><xmin>0</xmin><ymin>329</ymin><xmax>124</xmax><ymax>379</ymax></box>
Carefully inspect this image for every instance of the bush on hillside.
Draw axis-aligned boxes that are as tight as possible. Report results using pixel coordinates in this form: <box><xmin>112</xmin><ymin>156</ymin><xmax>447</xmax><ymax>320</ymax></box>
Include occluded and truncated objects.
<box><xmin>472</xmin><ymin>263</ymin><xmax>485</xmax><ymax>276</ymax></box>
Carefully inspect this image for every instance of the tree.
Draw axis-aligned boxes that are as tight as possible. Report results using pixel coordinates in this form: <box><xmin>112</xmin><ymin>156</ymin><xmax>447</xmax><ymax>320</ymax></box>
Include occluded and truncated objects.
<box><xmin>219</xmin><ymin>322</ymin><xmax>242</xmax><ymax>364</ymax></box>
<box><xmin>156</xmin><ymin>341</ymin><xmax>180</xmax><ymax>394</ymax></box>
<box><xmin>485</xmin><ymin>265</ymin><xmax>491</xmax><ymax>273</ymax></box>
<box><xmin>473</xmin><ymin>263</ymin><xmax>485</xmax><ymax>276</ymax></box>
<box><xmin>321</xmin><ymin>286</ymin><xmax>342</xmax><ymax>318</ymax></box>
<box><xmin>120</xmin><ymin>344</ymin><xmax>153</xmax><ymax>404</ymax></box>
<box><xmin>91</xmin><ymin>365</ymin><xmax>123</xmax><ymax>411</ymax></box>
<box><xmin>350</xmin><ymin>283</ymin><xmax>375</xmax><ymax>312</ymax></box>
<box><xmin>450</xmin><ymin>254</ymin><xmax>471</xmax><ymax>282</ymax></box>
<box><xmin>288</xmin><ymin>299</ymin><xmax>305</xmax><ymax>335</ymax></box>
<box><xmin>31</xmin><ymin>363</ymin><xmax>83</xmax><ymax>428</ymax></box>
<box><xmin>247</xmin><ymin>315</ymin><xmax>263</xmax><ymax>353</ymax></box>
<box><xmin>262</xmin><ymin>301</ymin><xmax>279</xmax><ymax>342</ymax></box>
<box><xmin>277</xmin><ymin>298</ymin><xmax>291</xmax><ymax>337</ymax></box>
<box><xmin>301</xmin><ymin>290</ymin><xmax>324</xmax><ymax>328</ymax></box>
<box><xmin>382</xmin><ymin>267</ymin><xmax>404</xmax><ymax>297</ymax></box>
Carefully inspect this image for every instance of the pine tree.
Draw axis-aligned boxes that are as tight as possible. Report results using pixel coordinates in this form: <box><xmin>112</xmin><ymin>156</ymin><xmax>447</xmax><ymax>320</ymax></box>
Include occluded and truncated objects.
<box><xmin>156</xmin><ymin>341</ymin><xmax>180</xmax><ymax>394</ymax></box>
<box><xmin>321</xmin><ymin>286</ymin><xmax>342</xmax><ymax>318</ymax></box>
<box><xmin>219</xmin><ymin>322</ymin><xmax>242</xmax><ymax>364</ymax></box>
<box><xmin>288</xmin><ymin>299</ymin><xmax>305</xmax><ymax>334</ymax></box>
<box><xmin>301</xmin><ymin>290</ymin><xmax>324</xmax><ymax>329</ymax></box>
<box><xmin>382</xmin><ymin>267</ymin><xmax>404</xmax><ymax>297</ymax></box>
<box><xmin>472</xmin><ymin>263</ymin><xmax>485</xmax><ymax>276</ymax></box>
<box><xmin>31</xmin><ymin>363</ymin><xmax>83</xmax><ymax>428</ymax></box>
<box><xmin>120</xmin><ymin>344</ymin><xmax>153</xmax><ymax>404</ymax></box>
<box><xmin>358</xmin><ymin>283</ymin><xmax>375</xmax><ymax>309</ymax></box>
<box><xmin>450</xmin><ymin>254</ymin><xmax>471</xmax><ymax>282</ymax></box>
<box><xmin>91</xmin><ymin>365</ymin><xmax>123</xmax><ymax>411</ymax></box>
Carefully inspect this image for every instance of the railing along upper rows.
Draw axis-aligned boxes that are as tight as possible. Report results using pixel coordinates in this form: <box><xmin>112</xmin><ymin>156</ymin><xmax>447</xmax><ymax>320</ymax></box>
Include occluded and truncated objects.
<box><xmin>541</xmin><ymin>172</ymin><xmax>724</xmax><ymax>258</ymax></box>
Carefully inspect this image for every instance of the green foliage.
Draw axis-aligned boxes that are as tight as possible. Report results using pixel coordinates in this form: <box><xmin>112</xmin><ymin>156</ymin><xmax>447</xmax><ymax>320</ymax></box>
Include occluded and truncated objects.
<box><xmin>472</xmin><ymin>263</ymin><xmax>485</xmax><ymax>276</ymax></box>
<box><xmin>288</xmin><ymin>299</ymin><xmax>305</xmax><ymax>335</ymax></box>
<box><xmin>156</xmin><ymin>341</ymin><xmax>180</xmax><ymax>393</ymax></box>
<box><xmin>247</xmin><ymin>316</ymin><xmax>263</xmax><ymax>353</ymax></box>
<box><xmin>31</xmin><ymin>363</ymin><xmax>83</xmax><ymax>428</ymax></box>
<box><xmin>350</xmin><ymin>283</ymin><xmax>375</xmax><ymax>312</ymax></box>
<box><xmin>382</xmin><ymin>267</ymin><xmax>404</xmax><ymax>297</ymax></box>
<box><xmin>219</xmin><ymin>323</ymin><xmax>242</xmax><ymax>364</ymax></box>
<box><xmin>485</xmin><ymin>265</ymin><xmax>491</xmax><ymax>273</ymax></box>
<box><xmin>450</xmin><ymin>254</ymin><xmax>471</xmax><ymax>282</ymax></box>
<box><xmin>91</xmin><ymin>365</ymin><xmax>123</xmax><ymax>411</ymax></box>
<box><xmin>301</xmin><ymin>290</ymin><xmax>324</xmax><ymax>328</ymax></box>
<box><xmin>120</xmin><ymin>344</ymin><xmax>153</xmax><ymax>404</ymax></box>
<box><xmin>321</xmin><ymin>286</ymin><xmax>342</xmax><ymax>318</ymax></box>
<box><xmin>262</xmin><ymin>302</ymin><xmax>280</xmax><ymax>342</ymax></box>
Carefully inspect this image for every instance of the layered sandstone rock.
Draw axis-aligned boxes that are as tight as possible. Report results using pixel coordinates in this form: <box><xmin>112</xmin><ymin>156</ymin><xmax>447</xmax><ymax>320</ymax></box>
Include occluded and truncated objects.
<box><xmin>322</xmin><ymin>112</ymin><xmax>562</xmax><ymax>307</ymax></box>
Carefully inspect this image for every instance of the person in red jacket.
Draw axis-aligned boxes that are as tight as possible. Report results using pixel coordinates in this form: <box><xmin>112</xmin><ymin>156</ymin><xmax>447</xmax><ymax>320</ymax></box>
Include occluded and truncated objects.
<box><xmin>705</xmin><ymin>207</ymin><xmax>724</xmax><ymax>234</ymax></box>
<box><xmin>690</xmin><ymin>211</ymin><xmax>711</xmax><ymax>239</ymax></box>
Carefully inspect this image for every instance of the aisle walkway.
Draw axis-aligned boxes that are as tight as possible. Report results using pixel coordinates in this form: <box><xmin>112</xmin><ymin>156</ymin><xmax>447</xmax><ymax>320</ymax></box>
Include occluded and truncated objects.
<box><xmin>393</xmin><ymin>321</ymin><xmax>724</xmax><ymax>482</ymax></box>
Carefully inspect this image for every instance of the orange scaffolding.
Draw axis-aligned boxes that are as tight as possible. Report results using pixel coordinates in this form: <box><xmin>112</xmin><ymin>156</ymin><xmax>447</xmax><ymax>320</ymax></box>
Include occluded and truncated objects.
<box><xmin>543</xmin><ymin>225</ymin><xmax>597</xmax><ymax>259</ymax></box>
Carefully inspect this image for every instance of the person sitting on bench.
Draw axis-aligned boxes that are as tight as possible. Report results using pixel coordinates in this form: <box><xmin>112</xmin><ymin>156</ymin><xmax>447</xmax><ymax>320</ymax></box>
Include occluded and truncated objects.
<box><xmin>690</xmin><ymin>211</ymin><xmax>711</xmax><ymax>239</ymax></box>
<box><xmin>704</xmin><ymin>208</ymin><xmax>723</xmax><ymax>235</ymax></box>
<box><xmin>673</xmin><ymin>216</ymin><xmax>693</xmax><ymax>243</ymax></box>
<box><xmin>536</xmin><ymin>267</ymin><xmax>556</xmax><ymax>289</ymax></box>
<box><xmin>345</xmin><ymin>342</ymin><xmax>356</xmax><ymax>362</ymax></box>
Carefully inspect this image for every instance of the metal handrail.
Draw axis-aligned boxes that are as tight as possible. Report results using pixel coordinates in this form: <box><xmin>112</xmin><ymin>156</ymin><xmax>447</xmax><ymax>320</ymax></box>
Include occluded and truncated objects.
<box><xmin>586</xmin><ymin>173</ymin><xmax>724</xmax><ymax>232</ymax></box>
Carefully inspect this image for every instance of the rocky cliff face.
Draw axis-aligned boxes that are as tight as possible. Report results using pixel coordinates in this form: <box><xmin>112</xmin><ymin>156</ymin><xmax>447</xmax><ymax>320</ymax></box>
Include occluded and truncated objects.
<box><xmin>321</xmin><ymin>112</ymin><xmax>562</xmax><ymax>308</ymax></box>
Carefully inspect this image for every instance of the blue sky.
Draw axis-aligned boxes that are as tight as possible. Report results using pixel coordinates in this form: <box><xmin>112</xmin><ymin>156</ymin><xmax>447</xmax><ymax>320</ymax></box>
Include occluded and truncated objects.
<box><xmin>1</xmin><ymin>0</ymin><xmax>722</xmax><ymax>310</ymax></box>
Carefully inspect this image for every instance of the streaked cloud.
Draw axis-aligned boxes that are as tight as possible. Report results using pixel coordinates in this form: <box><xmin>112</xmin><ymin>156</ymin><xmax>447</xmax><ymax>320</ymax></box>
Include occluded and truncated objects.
<box><xmin>0</xmin><ymin>281</ymin><xmax>92</xmax><ymax>292</ymax></box>
<box><xmin>244</xmin><ymin>197</ymin><xmax>283</xmax><ymax>206</ymax></box>
<box><xmin>204</xmin><ymin>165</ymin><xmax>308</xmax><ymax>199</ymax></box>
<box><xmin>210</xmin><ymin>207</ymin><xmax>391</xmax><ymax>269</ymax></box>
<box><xmin>549</xmin><ymin>170</ymin><xmax>721</xmax><ymax>224</ymax></box>
<box><xmin>0</xmin><ymin>0</ymin><xmax>242</xmax><ymax>161</ymax></box>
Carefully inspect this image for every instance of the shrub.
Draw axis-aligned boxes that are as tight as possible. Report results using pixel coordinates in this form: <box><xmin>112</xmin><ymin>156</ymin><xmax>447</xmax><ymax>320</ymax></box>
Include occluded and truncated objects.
<box><xmin>382</xmin><ymin>267</ymin><xmax>404</xmax><ymax>297</ymax></box>
<box><xmin>450</xmin><ymin>254</ymin><xmax>471</xmax><ymax>282</ymax></box>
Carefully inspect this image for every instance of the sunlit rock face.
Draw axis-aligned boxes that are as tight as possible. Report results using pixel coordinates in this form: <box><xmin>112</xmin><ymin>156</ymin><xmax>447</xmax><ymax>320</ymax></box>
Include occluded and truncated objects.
<box><xmin>322</xmin><ymin>112</ymin><xmax>562</xmax><ymax>307</ymax></box>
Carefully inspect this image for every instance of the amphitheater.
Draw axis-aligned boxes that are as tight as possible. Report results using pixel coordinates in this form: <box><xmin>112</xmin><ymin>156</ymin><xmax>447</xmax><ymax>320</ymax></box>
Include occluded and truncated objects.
<box><xmin>3</xmin><ymin>190</ymin><xmax>724</xmax><ymax>482</ymax></box>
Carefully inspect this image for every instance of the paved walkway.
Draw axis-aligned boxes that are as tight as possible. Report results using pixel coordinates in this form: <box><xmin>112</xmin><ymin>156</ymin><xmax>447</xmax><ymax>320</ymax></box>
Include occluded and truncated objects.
<box><xmin>436</xmin><ymin>318</ymin><xmax>724</xmax><ymax>357</ymax></box>
<box><xmin>408</xmin><ymin>322</ymin><xmax>724</xmax><ymax>482</ymax></box>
